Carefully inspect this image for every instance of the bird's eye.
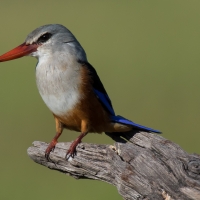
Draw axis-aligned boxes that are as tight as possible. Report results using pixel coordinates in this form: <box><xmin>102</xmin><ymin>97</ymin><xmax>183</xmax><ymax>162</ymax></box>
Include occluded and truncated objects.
<box><xmin>37</xmin><ymin>33</ymin><xmax>52</xmax><ymax>43</ymax></box>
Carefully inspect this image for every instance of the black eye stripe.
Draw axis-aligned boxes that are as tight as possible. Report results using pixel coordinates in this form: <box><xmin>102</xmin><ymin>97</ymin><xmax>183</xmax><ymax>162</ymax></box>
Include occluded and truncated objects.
<box><xmin>37</xmin><ymin>33</ymin><xmax>52</xmax><ymax>43</ymax></box>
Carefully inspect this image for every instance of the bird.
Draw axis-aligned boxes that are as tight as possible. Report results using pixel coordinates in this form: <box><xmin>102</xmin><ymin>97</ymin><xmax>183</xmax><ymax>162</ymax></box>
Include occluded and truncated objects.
<box><xmin>0</xmin><ymin>24</ymin><xmax>161</xmax><ymax>159</ymax></box>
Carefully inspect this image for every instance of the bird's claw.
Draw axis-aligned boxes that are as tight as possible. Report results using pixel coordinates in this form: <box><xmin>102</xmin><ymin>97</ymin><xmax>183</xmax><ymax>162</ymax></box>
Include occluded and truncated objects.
<box><xmin>45</xmin><ymin>152</ymin><xmax>51</xmax><ymax>161</ymax></box>
<box><xmin>45</xmin><ymin>140</ymin><xmax>57</xmax><ymax>161</ymax></box>
<box><xmin>65</xmin><ymin>141</ymin><xmax>79</xmax><ymax>160</ymax></box>
<box><xmin>65</xmin><ymin>148</ymin><xmax>77</xmax><ymax>160</ymax></box>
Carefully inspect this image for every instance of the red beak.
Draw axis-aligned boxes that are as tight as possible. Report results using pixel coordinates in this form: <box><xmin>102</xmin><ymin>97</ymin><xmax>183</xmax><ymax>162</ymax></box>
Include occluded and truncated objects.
<box><xmin>0</xmin><ymin>42</ymin><xmax>38</xmax><ymax>62</ymax></box>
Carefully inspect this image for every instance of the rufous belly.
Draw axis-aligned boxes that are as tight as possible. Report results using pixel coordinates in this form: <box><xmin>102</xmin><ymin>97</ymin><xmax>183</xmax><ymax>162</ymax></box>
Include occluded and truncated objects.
<box><xmin>54</xmin><ymin>91</ymin><xmax>112</xmax><ymax>133</ymax></box>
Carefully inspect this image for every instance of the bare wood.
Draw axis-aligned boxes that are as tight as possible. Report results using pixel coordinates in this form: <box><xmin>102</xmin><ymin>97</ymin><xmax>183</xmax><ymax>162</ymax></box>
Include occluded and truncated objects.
<box><xmin>27</xmin><ymin>131</ymin><xmax>200</xmax><ymax>200</ymax></box>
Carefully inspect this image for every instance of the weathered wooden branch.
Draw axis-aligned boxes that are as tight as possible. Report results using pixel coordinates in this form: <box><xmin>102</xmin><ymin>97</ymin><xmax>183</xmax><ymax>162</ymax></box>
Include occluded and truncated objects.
<box><xmin>27</xmin><ymin>131</ymin><xmax>200</xmax><ymax>200</ymax></box>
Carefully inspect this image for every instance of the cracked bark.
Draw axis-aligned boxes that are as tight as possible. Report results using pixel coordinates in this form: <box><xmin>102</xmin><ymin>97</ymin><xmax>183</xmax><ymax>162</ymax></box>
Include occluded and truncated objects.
<box><xmin>27</xmin><ymin>131</ymin><xmax>200</xmax><ymax>200</ymax></box>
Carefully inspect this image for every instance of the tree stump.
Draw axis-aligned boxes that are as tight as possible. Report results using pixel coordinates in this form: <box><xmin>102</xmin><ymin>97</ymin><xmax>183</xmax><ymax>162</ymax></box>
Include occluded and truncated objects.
<box><xmin>27</xmin><ymin>131</ymin><xmax>200</xmax><ymax>200</ymax></box>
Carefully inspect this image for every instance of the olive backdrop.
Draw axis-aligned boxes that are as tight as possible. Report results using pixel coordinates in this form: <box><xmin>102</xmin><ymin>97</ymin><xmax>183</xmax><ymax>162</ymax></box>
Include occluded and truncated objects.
<box><xmin>0</xmin><ymin>1</ymin><xmax>200</xmax><ymax>199</ymax></box>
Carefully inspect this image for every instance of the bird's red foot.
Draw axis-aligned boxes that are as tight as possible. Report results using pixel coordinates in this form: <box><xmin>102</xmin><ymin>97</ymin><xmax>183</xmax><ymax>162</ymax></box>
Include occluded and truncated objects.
<box><xmin>45</xmin><ymin>139</ymin><xmax>57</xmax><ymax>161</ymax></box>
<box><xmin>65</xmin><ymin>139</ymin><xmax>81</xmax><ymax>159</ymax></box>
<box><xmin>65</xmin><ymin>132</ymin><xmax>87</xmax><ymax>159</ymax></box>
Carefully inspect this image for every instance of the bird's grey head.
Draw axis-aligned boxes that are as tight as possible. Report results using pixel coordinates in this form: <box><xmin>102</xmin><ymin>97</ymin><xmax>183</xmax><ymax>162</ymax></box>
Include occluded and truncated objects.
<box><xmin>25</xmin><ymin>24</ymin><xmax>87</xmax><ymax>62</ymax></box>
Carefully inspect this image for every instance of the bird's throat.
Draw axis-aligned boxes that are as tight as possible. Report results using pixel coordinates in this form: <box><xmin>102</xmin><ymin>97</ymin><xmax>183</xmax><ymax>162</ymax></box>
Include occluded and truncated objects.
<box><xmin>35</xmin><ymin>59</ymin><xmax>82</xmax><ymax>116</ymax></box>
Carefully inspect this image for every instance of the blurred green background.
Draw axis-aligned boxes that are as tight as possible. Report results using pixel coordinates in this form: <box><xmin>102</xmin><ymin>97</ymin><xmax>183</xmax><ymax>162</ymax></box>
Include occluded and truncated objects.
<box><xmin>0</xmin><ymin>0</ymin><xmax>200</xmax><ymax>199</ymax></box>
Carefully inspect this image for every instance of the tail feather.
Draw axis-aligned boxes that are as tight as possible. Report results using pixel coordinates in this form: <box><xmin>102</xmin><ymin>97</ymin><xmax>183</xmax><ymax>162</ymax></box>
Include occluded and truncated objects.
<box><xmin>111</xmin><ymin>115</ymin><xmax>161</xmax><ymax>133</ymax></box>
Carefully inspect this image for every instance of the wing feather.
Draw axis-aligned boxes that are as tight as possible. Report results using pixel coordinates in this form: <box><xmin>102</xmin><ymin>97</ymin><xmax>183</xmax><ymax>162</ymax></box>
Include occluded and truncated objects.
<box><xmin>79</xmin><ymin>60</ymin><xmax>161</xmax><ymax>133</ymax></box>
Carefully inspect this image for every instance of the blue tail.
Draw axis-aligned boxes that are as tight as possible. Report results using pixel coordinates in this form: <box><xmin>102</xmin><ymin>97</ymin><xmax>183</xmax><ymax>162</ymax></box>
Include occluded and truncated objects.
<box><xmin>93</xmin><ymin>89</ymin><xmax>161</xmax><ymax>133</ymax></box>
<box><xmin>111</xmin><ymin>115</ymin><xmax>161</xmax><ymax>133</ymax></box>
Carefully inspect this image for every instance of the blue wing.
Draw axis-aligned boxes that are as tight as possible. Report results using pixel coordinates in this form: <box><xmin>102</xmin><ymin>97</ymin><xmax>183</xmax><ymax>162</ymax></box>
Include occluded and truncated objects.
<box><xmin>81</xmin><ymin>61</ymin><xmax>161</xmax><ymax>133</ymax></box>
<box><xmin>94</xmin><ymin>89</ymin><xmax>115</xmax><ymax>116</ymax></box>
<box><xmin>80</xmin><ymin>61</ymin><xmax>115</xmax><ymax>115</ymax></box>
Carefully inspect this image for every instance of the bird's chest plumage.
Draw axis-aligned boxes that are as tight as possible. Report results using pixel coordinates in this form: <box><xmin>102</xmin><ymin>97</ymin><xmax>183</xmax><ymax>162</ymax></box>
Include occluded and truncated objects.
<box><xmin>36</xmin><ymin>60</ymin><xmax>81</xmax><ymax>116</ymax></box>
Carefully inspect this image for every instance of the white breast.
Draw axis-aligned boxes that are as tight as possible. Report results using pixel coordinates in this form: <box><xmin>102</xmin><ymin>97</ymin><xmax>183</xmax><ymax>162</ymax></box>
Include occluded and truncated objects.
<box><xmin>35</xmin><ymin>56</ymin><xmax>81</xmax><ymax>116</ymax></box>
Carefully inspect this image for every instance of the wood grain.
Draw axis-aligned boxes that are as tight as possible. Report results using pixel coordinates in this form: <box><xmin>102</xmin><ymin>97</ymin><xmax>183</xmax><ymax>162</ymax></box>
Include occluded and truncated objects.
<box><xmin>27</xmin><ymin>131</ymin><xmax>200</xmax><ymax>200</ymax></box>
